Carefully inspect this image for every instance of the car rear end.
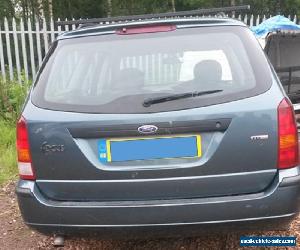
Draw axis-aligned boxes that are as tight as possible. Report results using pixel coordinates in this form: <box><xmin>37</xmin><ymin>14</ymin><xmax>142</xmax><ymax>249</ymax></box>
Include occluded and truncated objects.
<box><xmin>16</xmin><ymin>18</ymin><xmax>300</xmax><ymax>237</ymax></box>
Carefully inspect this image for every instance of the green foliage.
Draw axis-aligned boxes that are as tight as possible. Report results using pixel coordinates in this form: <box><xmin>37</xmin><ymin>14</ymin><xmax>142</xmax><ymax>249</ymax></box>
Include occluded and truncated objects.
<box><xmin>4</xmin><ymin>0</ymin><xmax>300</xmax><ymax>21</ymax></box>
<box><xmin>52</xmin><ymin>0</ymin><xmax>106</xmax><ymax>19</ymax></box>
<box><xmin>0</xmin><ymin>119</ymin><xmax>17</xmax><ymax>185</ymax></box>
<box><xmin>239</xmin><ymin>0</ymin><xmax>300</xmax><ymax>16</ymax></box>
<box><xmin>0</xmin><ymin>77</ymin><xmax>30</xmax><ymax>185</ymax></box>
<box><xmin>0</xmin><ymin>0</ymin><xmax>15</xmax><ymax>18</ymax></box>
<box><xmin>50</xmin><ymin>0</ymin><xmax>300</xmax><ymax>18</ymax></box>
<box><xmin>0</xmin><ymin>77</ymin><xmax>32</xmax><ymax>124</ymax></box>
<box><xmin>109</xmin><ymin>0</ymin><xmax>171</xmax><ymax>16</ymax></box>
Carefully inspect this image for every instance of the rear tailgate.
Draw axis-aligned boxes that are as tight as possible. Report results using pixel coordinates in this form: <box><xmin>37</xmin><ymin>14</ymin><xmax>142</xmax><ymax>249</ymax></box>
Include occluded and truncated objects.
<box><xmin>26</xmin><ymin>85</ymin><xmax>280</xmax><ymax>201</ymax></box>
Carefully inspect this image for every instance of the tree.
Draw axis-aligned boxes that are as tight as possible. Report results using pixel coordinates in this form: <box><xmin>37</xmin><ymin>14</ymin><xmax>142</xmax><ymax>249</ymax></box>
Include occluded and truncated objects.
<box><xmin>37</xmin><ymin>0</ymin><xmax>44</xmax><ymax>18</ymax></box>
<box><xmin>107</xmin><ymin>0</ymin><xmax>112</xmax><ymax>17</ymax></box>
<box><xmin>171</xmin><ymin>0</ymin><xmax>176</xmax><ymax>12</ymax></box>
<box><xmin>48</xmin><ymin>0</ymin><xmax>53</xmax><ymax>19</ymax></box>
<box><xmin>2</xmin><ymin>0</ymin><xmax>300</xmax><ymax>21</ymax></box>
<box><xmin>230</xmin><ymin>0</ymin><xmax>236</xmax><ymax>16</ymax></box>
<box><xmin>51</xmin><ymin>0</ymin><xmax>106</xmax><ymax>19</ymax></box>
<box><xmin>0</xmin><ymin>0</ymin><xmax>15</xmax><ymax>19</ymax></box>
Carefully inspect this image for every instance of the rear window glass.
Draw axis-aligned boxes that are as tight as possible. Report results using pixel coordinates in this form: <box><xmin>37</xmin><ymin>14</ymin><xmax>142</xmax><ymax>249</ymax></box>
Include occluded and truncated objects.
<box><xmin>32</xmin><ymin>25</ymin><xmax>272</xmax><ymax>113</ymax></box>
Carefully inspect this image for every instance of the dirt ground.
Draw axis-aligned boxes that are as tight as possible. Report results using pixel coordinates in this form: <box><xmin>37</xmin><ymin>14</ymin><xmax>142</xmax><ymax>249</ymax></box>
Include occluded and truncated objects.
<box><xmin>0</xmin><ymin>181</ymin><xmax>299</xmax><ymax>250</ymax></box>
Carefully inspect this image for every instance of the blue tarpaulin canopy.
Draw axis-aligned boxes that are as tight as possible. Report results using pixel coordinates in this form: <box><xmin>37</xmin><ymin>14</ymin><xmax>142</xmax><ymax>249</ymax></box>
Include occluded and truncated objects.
<box><xmin>252</xmin><ymin>15</ymin><xmax>300</xmax><ymax>37</ymax></box>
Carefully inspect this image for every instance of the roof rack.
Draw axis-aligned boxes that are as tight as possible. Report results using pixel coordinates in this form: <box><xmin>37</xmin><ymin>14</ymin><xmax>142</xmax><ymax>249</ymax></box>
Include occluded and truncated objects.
<box><xmin>56</xmin><ymin>5</ymin><xmax>250</xmax><ymax>26</ymax></box>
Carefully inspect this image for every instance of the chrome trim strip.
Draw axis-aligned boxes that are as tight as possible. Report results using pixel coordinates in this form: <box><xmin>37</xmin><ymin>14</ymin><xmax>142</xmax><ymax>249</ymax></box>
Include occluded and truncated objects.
<box><xmin>26</xmin><ymin>213</ymin><xmax>295</xmax><ymax>227</ymax></box>
<box><xmin>18</xmin><ymin>181</ymin><xmax>273</xmax><ymax>208</ymax></box>
<box><xmin>37</xmin><ymin>169</ymin><xmax>276</xmax><ymax>183</ymax></box>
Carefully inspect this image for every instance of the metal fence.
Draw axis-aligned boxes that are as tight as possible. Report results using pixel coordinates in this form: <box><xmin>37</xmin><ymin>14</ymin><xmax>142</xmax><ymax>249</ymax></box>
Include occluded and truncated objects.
<box><xmin>0</xmin><ymin>14</ymin><xmax>298</xmax><ymax>83</ymax></box>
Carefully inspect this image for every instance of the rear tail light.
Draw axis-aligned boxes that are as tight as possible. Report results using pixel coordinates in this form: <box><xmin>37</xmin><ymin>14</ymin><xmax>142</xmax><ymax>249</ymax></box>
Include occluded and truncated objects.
<box><xmin>16</xmin><ymin>116</ymin><xmax>35</xmax><ymax>180</ymax></box>
<box><xmin>277</xmin><ymin>98</ymin><xmax>299</xmax><ymax>169</ymax></box>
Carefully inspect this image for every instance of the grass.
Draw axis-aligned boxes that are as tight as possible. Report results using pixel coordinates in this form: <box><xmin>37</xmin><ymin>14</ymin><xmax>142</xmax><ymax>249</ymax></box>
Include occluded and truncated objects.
<box><xmin>0</xmin><ymin>120</ymin><xmax>17</xmax><ymax>185</ymax></box>
<box><xmin>0</xmin><ymin>76</ymin><xmax>31</xmax><ymax>185</ymax></box>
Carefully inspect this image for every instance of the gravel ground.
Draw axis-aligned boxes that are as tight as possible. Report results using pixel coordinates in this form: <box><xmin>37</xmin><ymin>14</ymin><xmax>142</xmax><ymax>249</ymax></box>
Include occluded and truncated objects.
<box><xmin>0</xmin><ymin>181</ymin><xmax>299</xmax><ymax>250</ymax></box>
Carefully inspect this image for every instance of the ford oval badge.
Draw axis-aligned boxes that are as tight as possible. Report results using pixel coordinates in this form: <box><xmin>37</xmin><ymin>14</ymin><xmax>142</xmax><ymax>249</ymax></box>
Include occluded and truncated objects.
<box><xmin>138</xmin><ymin>125</ymin><xmax>158</xmax><ymax>134</ymax></box>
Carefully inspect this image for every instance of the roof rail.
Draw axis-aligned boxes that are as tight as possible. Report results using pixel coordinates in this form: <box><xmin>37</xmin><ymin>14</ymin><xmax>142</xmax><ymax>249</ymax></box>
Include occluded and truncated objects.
<box><xmin>56</xmin><ymin>5</ymin><xmax>250</xmax><ymax>26</ymax></box>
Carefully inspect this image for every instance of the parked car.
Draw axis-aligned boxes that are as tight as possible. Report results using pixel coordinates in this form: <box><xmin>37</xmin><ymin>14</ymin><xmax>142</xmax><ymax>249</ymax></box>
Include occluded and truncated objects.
<box><xmin>16</xmin><ymin>13</ymin><xmax>300</xmax><ymax>238</ymax></box>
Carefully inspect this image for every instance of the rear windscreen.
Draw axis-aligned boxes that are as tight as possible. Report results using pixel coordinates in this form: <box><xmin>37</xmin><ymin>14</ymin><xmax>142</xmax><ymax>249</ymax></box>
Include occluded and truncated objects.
<box><xmin>32</xmin><ymin>26</ymin><xmax>272</xmax><ymax>113</ymax></box>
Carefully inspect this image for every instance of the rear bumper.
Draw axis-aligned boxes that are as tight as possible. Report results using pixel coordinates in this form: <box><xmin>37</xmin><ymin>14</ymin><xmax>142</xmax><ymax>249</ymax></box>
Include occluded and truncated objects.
<box><xmin>16</xmin><ymin>167</ymin><xmax>300</xmax><ymax>236</ymax></box>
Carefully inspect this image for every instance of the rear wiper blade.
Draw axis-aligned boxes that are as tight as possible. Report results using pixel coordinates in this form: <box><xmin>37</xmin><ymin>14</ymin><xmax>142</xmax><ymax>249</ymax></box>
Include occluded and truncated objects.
<box><xmin>143</xmin><ymin>89</ymin><xmax>223</xmax><ymax>107</ymax></box>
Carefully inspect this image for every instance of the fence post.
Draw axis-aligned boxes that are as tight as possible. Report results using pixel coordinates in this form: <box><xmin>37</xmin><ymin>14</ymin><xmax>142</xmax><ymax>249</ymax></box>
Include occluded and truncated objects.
<box><xmin>20</xmin><ymin>18</ymin><xmax>29</xmax><ymax>81</ymax></box>
<box><xmin>0</xmin><ymin>22</ymin><xmax>6</xmax><ymax>81</ymax></box>
<box><xmin>35</xmin><ymin>19</ymin><xmax>42</xmax><ymax>67</ymax></box>
<box><xmin>243</xmin><ymin>14</ymin><xmax>248</xmax><ymax>25</ymax></box>
<box><xmin>50</xmin><ymin>17</ymin><xmax>55</xmax><ymax>42</ymax></box>
<box><xmin>256</xmin><ymin>15</ymin><xmax>260</xmax><ymax>26</ymax></box>
<box><xmin>42</xmin><ymin>18</ymin><xmax>49</xmax><ymax>54</ymax></box>
<box><xmin>64</xmin><ymin>18</ymin><xmax>69</xmax><ymax>31</ymax></box>
<box><xmin>28</xmin><ymin>18</ymin><xmax>36</xmax><ymax>78</ymax></box>
<box><xmin>57</xmin><ymin>18</ymin><xmax>62</xmax><ymax>34</ymax></box>
<box><xmin>71</xmin><ymin>18</ymin><xmax>76</xmax><ymax>30</ymax></box>
<box><xmin>4</xmin><ymin>18</ymin><xmax>14</xmax><ymax>81</ymax></box>
<box><xmin>249</xmin><ymin>14</ymin><xmax>254</xmax><ymax>28</ymax></box>
<box><xmin>12</xmin><ymin>18</ymin><xmax>21</xmax><ymax>83</ymax></box>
